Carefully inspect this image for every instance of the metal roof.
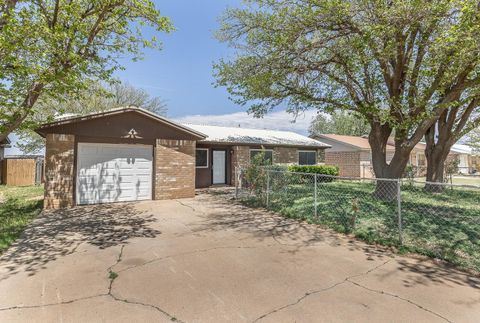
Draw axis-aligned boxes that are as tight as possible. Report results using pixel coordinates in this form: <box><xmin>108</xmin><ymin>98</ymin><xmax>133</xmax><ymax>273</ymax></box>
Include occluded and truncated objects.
<box><xmin>184</xmin><ymin>124</ymin><xmax>331</xmax><ymax>147</ymax></box>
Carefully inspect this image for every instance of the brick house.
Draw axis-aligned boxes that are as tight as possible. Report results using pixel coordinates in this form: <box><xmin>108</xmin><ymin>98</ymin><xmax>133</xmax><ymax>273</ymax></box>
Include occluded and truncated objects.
<box><xmin>37</xmin><ymin>107</ymin><xmax>330</xmax><ymax>209</ymax></box>
<box><xmin>309</xmin><ymin>134</ymin><xmax>394</xmax><ymax>177</ymax></box>
<box><xmin>311</xmin><ymin>134</ymin><xmax>470</xmax><ymax>177</ymax></box>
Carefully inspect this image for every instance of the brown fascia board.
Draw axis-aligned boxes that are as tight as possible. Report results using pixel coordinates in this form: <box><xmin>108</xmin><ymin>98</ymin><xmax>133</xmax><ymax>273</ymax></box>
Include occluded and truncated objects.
<box><xmin>35</xmin><ymin>107</ymin><xmax>207</xmax><ymax>140</ymax></box>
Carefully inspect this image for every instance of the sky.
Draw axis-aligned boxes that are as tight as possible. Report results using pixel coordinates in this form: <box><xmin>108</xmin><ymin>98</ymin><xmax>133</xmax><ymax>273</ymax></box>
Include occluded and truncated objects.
<box><xmin>6</xmin><ymin>0</ymin><xmax>319</xmax><ymax>155</ymax></box>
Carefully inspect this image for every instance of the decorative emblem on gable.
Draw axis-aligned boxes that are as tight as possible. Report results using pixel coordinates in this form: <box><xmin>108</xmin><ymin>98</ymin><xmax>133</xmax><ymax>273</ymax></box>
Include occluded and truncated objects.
<box><xmin>122</xmin><ymin>128</ymin><xmax>143</xmax><ymax>139</ymax></box>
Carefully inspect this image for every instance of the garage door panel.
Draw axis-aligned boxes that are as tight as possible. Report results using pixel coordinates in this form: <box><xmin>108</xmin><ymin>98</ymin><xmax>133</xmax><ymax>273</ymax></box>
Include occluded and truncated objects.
<box><xmin>76</xmin><ymin>143</ymin><xmax>153</xmax><ymax>205</ymax></box>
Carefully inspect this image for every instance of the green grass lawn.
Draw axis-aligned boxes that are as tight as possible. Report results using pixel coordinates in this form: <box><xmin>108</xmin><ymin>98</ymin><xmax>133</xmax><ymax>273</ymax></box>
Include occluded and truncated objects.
<box><xmin>414</xmin><ymin>176</ymin><xmax>480</xmax><ymax>186</ymax></box>
<box><xmin>0</xmin><ymin>185</ymin><xmax>44</xmax><ymax>253</ymax></box>
<box><xmin>242</xmin><ymin>178</ymin><xmax>480</xmax><ymax>272</ymax></box>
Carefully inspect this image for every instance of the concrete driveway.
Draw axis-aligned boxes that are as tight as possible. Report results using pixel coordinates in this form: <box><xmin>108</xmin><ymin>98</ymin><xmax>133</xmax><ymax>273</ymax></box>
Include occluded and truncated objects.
<box><xmin>0</xmin><ymin>190</ymin><xmax>478</xmax><ymax>322</ymax></box>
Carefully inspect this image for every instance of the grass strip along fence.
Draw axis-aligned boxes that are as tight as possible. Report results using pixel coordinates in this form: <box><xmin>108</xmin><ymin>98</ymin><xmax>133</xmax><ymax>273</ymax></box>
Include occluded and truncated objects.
<box><xmin>235</xmin><ymin>166</ymin><xmax>480</xmax><ymax>273</ymax></box>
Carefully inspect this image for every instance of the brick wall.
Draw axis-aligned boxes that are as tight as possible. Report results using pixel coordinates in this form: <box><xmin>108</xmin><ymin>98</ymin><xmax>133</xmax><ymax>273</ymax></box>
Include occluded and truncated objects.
<box><xmin>232</xmin><ymin>145</ymin><xmax>250</xmax><ymax>169</ymax></box>
<box><xmin>231</xmin><ymin>146</ymin><xmax>249</xmax><ymax>186</ymax></box>
<box><xmin>155</xmin><ymin>139</ymin><xmax>196</xmax><ymax>200</ymax></box>
<box><xmin>44</xmin><ymin>134</ymin><xmax>75</xmax><ymax>209</ymax></box>
<box><xmin>325</xmin><ymin>151</ymin><xmax>361</xmax><ymax>177</ymax></box>
<box><xmin>232</xmin><ymin>145</ymin><xmax>328</xmax><ymax>185</ymax></box>
<box><xmin>273</xmin><ymin>147</ymin><xmax>297</xmax><ymax>164</ymax></box>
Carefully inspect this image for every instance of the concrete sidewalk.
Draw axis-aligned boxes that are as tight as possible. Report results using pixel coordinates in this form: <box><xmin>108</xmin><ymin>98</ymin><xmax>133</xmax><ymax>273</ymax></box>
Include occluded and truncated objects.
<box><xmin>0</xmin><ymin>191</ymin><xmax>478</xmax><ymax>322</ymax></box>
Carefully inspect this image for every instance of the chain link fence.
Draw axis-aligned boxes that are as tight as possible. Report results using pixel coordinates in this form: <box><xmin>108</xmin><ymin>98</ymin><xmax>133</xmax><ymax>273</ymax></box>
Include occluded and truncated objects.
<box><xmin>235</xmin><ymin>167</ymin><xmax>480</xmax><ymax>272</ymax></box>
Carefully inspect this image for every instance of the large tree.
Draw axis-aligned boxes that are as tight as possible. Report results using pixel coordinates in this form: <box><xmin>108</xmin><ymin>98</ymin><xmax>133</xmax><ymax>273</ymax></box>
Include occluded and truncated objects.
<box><xmin>214</xmin><ymin>0</ymin><xmax>480</xmax><ymax>196</ymax></box>
<box><xmin>0</xmin><ymin>0</ymin><xmax>173</xmax><ymax>143</ymax></box>
<box><xmin>309</xmin><ymin>111</ymin><xmax>370</xmax><ymax>137</ymax></box>
<box><xmin>424</xmin><ymin>100</ymin><xmax>480</xmax><ymax>186</ymax></box>
<box><xmin>16</xmin><ymin>80</ymin><xmax>167</xmax><ymax>154</ymax></box>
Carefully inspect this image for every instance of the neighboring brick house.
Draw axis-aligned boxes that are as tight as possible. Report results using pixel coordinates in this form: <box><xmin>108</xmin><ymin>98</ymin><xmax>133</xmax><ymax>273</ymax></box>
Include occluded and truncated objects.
<box><xmin>37</xmin><ymin>107</ymin><xmax>330</xmax><ymax>209</ymax></box>
<box><xmin>310</xmin><ymin>134</ymin><xmax>395</xmax><ymax>177</ymax></box>
<box><xmin>312</xmin><ymin>134</ymin><xmax>470</xmax><ymax>178</ymax></box>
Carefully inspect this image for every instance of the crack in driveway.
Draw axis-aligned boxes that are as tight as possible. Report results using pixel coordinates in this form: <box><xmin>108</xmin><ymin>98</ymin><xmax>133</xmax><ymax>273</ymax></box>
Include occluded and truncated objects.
<box><xmin>0</xmin><ymin>294</ymin><xmax>108</xmax><ymax>312</ymax></box>
<box><xmin>0</xmin><ymin>245</ymin><xmax>183</xmax><ymax>322</ymax></box>
<box><xmin>252</xmin><ymin>260</ymin><xmax>393</xmax><ymax>322</ymax></box>
<box><xmin>107</xmin><ymin>244</ymin><xmax>184</xmax><ymax>322</ymax></box>
<box><xmin>253</xmin><ymin>259</ymin><xmax>452</xmax><ymax>323</ymax></box>
<box><xmin>115</xmin><ymin>245</ymin><xmax>269</xmax><ymax>274</ymax></box>
<box><xmin>346</xmin><ymin>280</ymin><xmax>452</xmax><ymax>323</ymax></box>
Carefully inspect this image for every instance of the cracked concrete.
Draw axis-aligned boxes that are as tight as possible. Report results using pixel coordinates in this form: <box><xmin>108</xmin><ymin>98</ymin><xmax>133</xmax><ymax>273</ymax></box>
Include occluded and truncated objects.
<box><xmin>0</xmin><ymin>189</ymin><xmax>479</xmax><ymax>322</ymax></box>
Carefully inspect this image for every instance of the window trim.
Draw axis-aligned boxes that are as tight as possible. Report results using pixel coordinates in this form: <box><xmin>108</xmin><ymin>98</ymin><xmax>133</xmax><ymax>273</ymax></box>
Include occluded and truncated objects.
<box><xmin>298</xmin><ymin>150</ymin><xmax>317</xmax><ymax>165</ymax></box>
<box><xmin>249</xmin><ymin>149</ymin><xmax>274</xmax><ymax>163</ymax></box>
<box><xmin>195</xmin><ymin>148</ymin><xmax>209</xmax><ymax>168</ymax></box>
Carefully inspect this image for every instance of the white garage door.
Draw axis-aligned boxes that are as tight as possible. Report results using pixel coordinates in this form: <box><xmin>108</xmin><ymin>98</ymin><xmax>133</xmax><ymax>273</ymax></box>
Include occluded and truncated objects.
<box><xmin>76</xmin><ymin>143</ymin><xmax>153</xmax><ymax>205</ymax></box>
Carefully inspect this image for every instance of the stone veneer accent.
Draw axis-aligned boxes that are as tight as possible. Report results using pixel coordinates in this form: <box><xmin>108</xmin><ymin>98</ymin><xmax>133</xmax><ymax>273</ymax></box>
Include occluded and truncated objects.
<box><xmin>44</xmin><ymin>134</ymin><xmax>75</xmax><ymax>209</ymax></box>
<box><xmin>155</xmin><ymin>139</ymin><xmax>196</xmax><ymax>200</ymax></box>
<box><xmin>325</xmin><ymin>151</ymin><xmax>361</xmax><ymax>177</ymax></box>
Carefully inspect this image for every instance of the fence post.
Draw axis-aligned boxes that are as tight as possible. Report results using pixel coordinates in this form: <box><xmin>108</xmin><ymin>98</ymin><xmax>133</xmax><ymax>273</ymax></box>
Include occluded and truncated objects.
<box><xmin>314</xmin><ymin>173</ymin><xmax>318</xmax><ymax>218</ymax></box>
<box><xmin>235</xmin><ymin>167</ymin><xmax>238</xmax><ymax>199</ymax></box>
<box><xmin>266</xmin><ymin>170</ymin><xmax>270</xmax><ymax>208</ymax></box>
<box><xmin>397</xmin><ymin>178</ymin><xmax>403</xmax><ymax>245</ymax></box>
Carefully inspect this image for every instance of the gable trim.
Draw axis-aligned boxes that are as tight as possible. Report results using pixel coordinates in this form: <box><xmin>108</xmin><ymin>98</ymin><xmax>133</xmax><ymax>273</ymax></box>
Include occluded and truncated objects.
<box><xmin>36</xmin><ymin>107</ymin><xmax>206</xmax><ymax>139</ymax></box>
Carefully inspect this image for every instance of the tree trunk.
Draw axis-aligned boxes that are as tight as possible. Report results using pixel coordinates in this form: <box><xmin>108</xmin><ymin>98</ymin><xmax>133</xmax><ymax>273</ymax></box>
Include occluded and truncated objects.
<box><xmin>368</xmin><ymin>123</ymin><xmax>411</xmax><ymax>201</ymax></box>
<box><xmin>424</xmin><ymin>156</ymin><xmax>446</xmax><ymax>192</ymax></box>
<box><xmin>0</xmin><ymin>82</ymin><xmax>44</xmax><ymax>143</ymax></box>
<box><xmin>0</xmin><ymin>110</ymin><xmax>31</xmax><ymax>143</ymax></box>
<box><xmin>424</xmin><ymin>122</ymin><xmax>453</xmax><ymax>192</ymax></box>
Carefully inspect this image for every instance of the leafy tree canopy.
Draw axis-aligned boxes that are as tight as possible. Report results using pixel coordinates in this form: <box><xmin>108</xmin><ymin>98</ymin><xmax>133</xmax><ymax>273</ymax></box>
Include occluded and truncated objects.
<box><xmin>0</xmin><ymin>0</ymin><xmax>173</xmax><ymax>142</ymax></box>
<box><xmin>15</xmin><ymin>80</ymin><xmax>167</xmax><ymax>154</ymax></box>
<box><xmin>467</xmin><ymin>127</ymin><xmax>480</xmax><ymax>152</ymax></box>
<box><xmin>309</xmin><ymin>111</ymin><xmax>370</xmax><ymax>137</ymax></box>
<box><xmin>215</xmin><ymin>0</ymin><xmax>480</xmax><ymax>179</ymax></box>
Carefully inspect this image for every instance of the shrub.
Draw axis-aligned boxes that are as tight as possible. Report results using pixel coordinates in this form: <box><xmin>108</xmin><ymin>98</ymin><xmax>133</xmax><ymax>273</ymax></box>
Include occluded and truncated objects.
<box><xmin>245</xmin><ymin>151</ymin><xmax>270</xmax><ymax>199</ymax></box>
<box><xmin>288</xmin><ymin>165</ymin><xmax>339</xmax><ymax>176</ymax></box>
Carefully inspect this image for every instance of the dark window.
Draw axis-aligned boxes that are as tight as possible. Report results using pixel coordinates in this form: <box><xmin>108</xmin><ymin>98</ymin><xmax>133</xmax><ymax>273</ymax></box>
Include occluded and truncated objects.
<box><xmin>298</xmin><ymin>151</ymin><xmax>316</xmax><ymax>165</ymax></box>
<box><xmin>196</xmin><ymin>149</ymin><xmax>208</xmax><ymax>168</ymax></box>
<box><xmin>250</xmin><ymin>150</ymin><xmax>273</xmax><ymax>164</ymax></box>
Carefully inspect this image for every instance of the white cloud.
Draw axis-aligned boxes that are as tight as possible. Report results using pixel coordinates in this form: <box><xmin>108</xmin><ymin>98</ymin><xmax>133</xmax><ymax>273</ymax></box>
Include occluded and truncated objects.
<box><xmin>174</xmin><ymin>109</ymin><xmax>319</xmax><ymax>135</ymax></box>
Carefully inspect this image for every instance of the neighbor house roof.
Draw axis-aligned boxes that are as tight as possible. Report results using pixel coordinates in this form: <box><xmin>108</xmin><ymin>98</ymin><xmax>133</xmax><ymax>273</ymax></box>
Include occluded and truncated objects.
<box><xmin>36</xmin><ymin>107</ymin><xmax>206</xmax><ymax>139</ymax></box>
<box><xmin>314</xmin><ymin>134</ymin><xmax>395</xmax><ymax>151</ymax></box>
<box><xmin>184</xmin><ymin>124</ymin><xmax>331</xmax><ymax>148</ymax></box>
<box><xmin>450</xmin><ymin>144</ymin><xmax>477</xmax><ymax>155</ymax></box>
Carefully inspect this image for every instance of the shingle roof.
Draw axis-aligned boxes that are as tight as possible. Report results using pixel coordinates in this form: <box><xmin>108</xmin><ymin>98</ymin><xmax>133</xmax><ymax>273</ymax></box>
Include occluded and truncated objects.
<box><xmin>184</xmin><ymin>124</ymin><xmax>331</xmax><ymax>147</ymax></box>
<box><xmin>315</xmin><ymin>134</ymin><xmax>395</xmax><ymax>151</ymax></box>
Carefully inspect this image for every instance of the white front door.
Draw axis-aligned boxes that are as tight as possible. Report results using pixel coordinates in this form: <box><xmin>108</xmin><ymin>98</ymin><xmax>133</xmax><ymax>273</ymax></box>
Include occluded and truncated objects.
<box><xmin>76</xmin><ymin>143</ymin><xmax>153</xmax><ymax>205</ymax></box>
<box><xmin>212</xmin><ymin>150</ymin><xmax>226</xmax><ymax>184</ymax></box>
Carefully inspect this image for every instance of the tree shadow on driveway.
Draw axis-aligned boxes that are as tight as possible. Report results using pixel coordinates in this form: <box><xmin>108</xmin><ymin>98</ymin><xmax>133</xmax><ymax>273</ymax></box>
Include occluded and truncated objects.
<box><xmin>194</xmin><ymin>189</ymin><xmax>480</xmax><ymax>291</ymax></box>
<box><xmin>0</xmin><ymin>203</ymin><xmax>160</xmax><ymax>278</ymax></box>
<box><xmin>192</xmin><ymin>189</ymin><xmax>393</xmax><ymax>260</ymax></box>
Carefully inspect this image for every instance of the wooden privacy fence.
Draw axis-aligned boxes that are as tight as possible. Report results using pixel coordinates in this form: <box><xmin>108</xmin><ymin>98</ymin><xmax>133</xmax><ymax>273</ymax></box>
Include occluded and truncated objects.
<box><xmin>1</xmin><ymin>158</ymin><xmax>43</xmax><ymax>186</ymax></box>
